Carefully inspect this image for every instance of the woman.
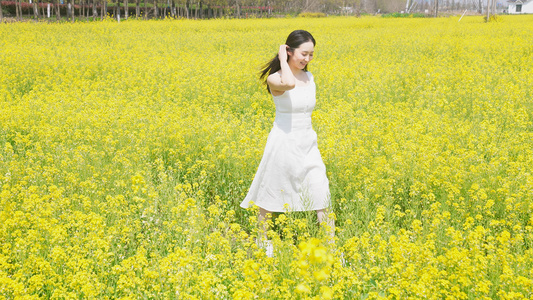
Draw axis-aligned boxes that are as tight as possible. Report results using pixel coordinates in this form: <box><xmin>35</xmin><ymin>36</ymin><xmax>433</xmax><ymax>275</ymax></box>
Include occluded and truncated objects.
<box><xmin>240</xmin><ymin>30</ymin><xmax>334</xmax><ymax>256</ymax></box>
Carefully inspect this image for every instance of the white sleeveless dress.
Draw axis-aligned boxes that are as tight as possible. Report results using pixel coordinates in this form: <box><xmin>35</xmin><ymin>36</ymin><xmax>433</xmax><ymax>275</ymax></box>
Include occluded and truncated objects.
<box><xmin>240</xmin><ymin>71</ymin><xmax>330</xmax><ymax>212</ymax></box>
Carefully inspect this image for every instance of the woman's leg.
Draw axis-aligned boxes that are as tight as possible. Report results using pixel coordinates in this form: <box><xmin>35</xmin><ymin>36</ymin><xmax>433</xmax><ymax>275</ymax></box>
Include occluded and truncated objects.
<box><xmin>318</xmin><ymin>209</ymin><xmax>343</xmax><ymax>264</ymax></box>
<box><xmin>258</xmin><ymin>207</ymin><xmax>274</xmax><ymax>257</ymax></box>
<box><xmin>258</xmin><ymin>207</ymin><xmax>272</xmax><ymax>241</ymax></box>
<box><xmin>317</xmin><ymin>208</ymin><xmax>335</xmax><ymax>241</ymax></box>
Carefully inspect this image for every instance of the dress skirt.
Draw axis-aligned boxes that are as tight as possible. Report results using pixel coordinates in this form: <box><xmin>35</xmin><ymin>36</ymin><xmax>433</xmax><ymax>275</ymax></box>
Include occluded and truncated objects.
<box><xmin>240</xmin><ymin>112</ymin><xmax>330</xmax><ymax>212</ymax></box>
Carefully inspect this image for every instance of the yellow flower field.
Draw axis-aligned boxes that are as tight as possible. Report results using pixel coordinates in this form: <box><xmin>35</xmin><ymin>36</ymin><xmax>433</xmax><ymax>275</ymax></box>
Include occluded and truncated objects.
<box><xmin>1</xmin><ymin>15</ymin><xmax>532</xmax><ymax>299</ymax></box>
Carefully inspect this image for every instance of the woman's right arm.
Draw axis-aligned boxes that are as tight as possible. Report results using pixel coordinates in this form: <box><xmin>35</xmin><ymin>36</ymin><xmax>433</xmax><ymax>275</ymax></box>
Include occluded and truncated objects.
<box><xmin>267</xmin><ymin>45</ymin><xmax>295</xmax><ymax>92</ymax></box>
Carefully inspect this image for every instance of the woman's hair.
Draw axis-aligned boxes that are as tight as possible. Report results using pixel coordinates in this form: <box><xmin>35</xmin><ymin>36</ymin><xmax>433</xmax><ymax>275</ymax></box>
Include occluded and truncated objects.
<box><xmin>260</xmin><ymin>30</ymin><xmax>316</xmax><ymax>92</ymax></box>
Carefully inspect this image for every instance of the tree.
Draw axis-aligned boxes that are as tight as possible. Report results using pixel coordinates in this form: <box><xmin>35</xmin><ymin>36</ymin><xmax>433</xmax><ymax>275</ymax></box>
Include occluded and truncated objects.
<box><xmin>33</xmin><ymin>0</ymin><xmax>40</xmax><ymax>19</ymax></box>
<box><xmin>0</xmin><ymin>1</ymin><xmax>3</xmax><ymax>22</ymax></box>
<box><xmin>4</xmin><ymin>0</ymin><xmax>504</xmax><ymax>22</ymax></box>
<box><xmin>172</xmin><ymin>0</ymin><xmax>178</xmax><ymax>17</ymax></box>
<box><xmin>81</xmin><ymin>0</ymin><xmax>84</xmax><ymax>20</ymax></box>
<box><xmin>15</xmin><ymin>0</ymin><xmax>21</xmax><ymax>21</ymax></box>
<box><xmin>102</xmin><ymin>0</ymin><xmax>108</xmax><ymax>20</ymax></box>
<box><xmin>66</xmin><ymin>0</ymin><xmax>72</xmax><ymax>22</ymax></box>
<box><xmin>175</xmin><ymin>0</ymin><xmax>184</xmax><ymax>17</ymax></box>
<box><xmin>485</xmin><ymin>0</ymin><xmax>496</xmax><ymax>22</ymax></box>
<box><xmin>353</xmin><ymin>0</ymin><xmax>362</xmax><ymax>16</ymax></box>
<box><xmin>93</xmin><ymin>0</ymin><xmax>98</xmax><ymax>20</ymax></box>
<box><xmin>303</xmin><ymin>0</ymin><xmax>321</xmax><ymax>12</ymax></box>
<box><xmin>71</xmin><ymin>0</ymin><xmax>75</xmax><ymax>22</ymax></box>
<box><xmin>124</xmin><ymin>0</ymin><xmax>128</xmax><ymax>19</ymax></box>
<box><xmin>116</xmin><ymin>0</ymin><xmax>121</xmax><ymax>20</ymax></box>
<box><xmin>113</xmin><ymin>0</ymin><xmax>118</xmax><ymax>18</ymax></box>
<box><xmin>55</xmin><ymin>0</ymin><xmax>61</xmax><ymax>21</ymax></box>
<box><xmin>144</xmin><ymin>0</ymin><xmax>149</xmax><ymax>19</ymax></box>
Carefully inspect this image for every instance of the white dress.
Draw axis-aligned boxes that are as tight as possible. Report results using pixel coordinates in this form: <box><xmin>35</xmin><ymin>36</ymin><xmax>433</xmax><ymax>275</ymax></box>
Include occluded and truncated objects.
<box><xmin>240</xmin><ymin>71</ymin><xmax>330</xmax><ymax>212</ymax></box>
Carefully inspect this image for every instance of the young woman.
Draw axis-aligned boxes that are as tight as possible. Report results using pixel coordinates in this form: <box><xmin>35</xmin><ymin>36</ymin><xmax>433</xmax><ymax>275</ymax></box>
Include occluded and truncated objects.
<box><xmin>240</xmin><ymin>30</ymin><xmax>335</xmax><ymax>256</ymax></box>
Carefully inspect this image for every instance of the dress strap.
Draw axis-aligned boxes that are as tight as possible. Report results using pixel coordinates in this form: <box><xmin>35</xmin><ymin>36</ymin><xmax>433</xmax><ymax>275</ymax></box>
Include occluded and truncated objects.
<box><xmin>306</xmin><ymin>71</ymin><xmax>314</xmax><ymax>82</ymax></box>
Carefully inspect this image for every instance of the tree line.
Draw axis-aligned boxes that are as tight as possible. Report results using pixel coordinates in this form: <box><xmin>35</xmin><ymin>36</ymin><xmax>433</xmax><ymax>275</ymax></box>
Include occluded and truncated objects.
<box><xmin>0</xmin><ymin>0</ymin><xmax>502</xmax><ymax>22</ymax></box>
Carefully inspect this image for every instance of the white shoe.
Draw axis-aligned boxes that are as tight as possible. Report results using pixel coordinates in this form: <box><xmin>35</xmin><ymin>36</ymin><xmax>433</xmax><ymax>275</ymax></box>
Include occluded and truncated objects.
<box><xmin>339</xmin><ymin>251</ymin><xmax>346</xmax><ymax>266</ymax></box>
<box><xmin>331</xmin><ymin>246</ymin><xmax>345</xmax><ymax>266</ymax></box>
<box><xmin>258</xmin><ymin>239</ymin><xmax>274</xmax><ymax>257</ymax></box>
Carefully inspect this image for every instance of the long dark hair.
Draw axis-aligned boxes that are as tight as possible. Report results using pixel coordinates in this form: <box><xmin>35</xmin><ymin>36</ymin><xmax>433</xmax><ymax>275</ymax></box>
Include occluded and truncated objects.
<box><xmin>260</xmin><ymin>30</ymin><xmax>316</xmax><ymax>92</ymax></box>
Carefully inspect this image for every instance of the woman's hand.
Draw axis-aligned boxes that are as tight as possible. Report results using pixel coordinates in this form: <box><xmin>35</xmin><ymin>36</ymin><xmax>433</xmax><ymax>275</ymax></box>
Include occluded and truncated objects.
<box><xmin>278</xmin><ymin>44</ymin><xmax>289</xmax><ymax>62</ymax></box>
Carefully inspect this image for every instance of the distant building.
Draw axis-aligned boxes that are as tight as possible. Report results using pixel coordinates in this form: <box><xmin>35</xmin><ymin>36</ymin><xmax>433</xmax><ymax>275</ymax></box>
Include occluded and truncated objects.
<box><xmin>508</xmin><ymin>0</ymin><xmax>533</xmax><ymax>13</ymax></box>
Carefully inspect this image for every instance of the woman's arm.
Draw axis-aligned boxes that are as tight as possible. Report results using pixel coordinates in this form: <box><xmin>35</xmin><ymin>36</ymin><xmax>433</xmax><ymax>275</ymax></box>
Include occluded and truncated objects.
<box><xmin>267</xmin><ymin>45</ymin><xmax>295</xmax><ymax>92</ymax></box>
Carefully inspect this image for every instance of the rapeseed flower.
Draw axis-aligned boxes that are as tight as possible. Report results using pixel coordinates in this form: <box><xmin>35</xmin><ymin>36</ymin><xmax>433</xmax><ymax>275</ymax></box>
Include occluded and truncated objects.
<box><xmin>1</xmin><ymin>15</ymin><xmax>532</xmax><ymax>299</ymax></box>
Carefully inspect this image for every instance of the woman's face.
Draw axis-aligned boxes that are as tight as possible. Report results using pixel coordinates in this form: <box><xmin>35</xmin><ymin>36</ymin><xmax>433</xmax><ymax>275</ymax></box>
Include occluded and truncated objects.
<box><xmin>288</xmin><ymin>41</ymin><xmax>314</xmax><ymax>70</ymax></box>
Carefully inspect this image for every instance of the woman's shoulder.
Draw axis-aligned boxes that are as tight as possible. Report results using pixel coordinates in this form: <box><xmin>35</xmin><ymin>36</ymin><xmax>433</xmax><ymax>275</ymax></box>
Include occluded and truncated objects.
<box><xmin>305</xmin><ymin>71</ymin><xmax>314</xmax><ymax>81</ymax></box>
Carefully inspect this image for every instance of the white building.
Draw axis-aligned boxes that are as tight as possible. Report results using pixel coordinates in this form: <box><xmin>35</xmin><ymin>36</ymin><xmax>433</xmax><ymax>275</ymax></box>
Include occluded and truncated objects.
<box><xmin>508</xmin><ymin>0</ymin><xmax>533</xmax><ymax>13</ymax></box>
